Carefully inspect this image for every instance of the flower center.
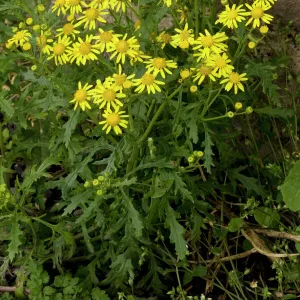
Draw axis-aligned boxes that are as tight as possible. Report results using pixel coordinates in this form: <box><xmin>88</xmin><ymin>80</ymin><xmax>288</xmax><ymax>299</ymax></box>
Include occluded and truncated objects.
<box><xmin>114</xmin><ymin>74</ymin><xmax>126</xmax><ymax>86</ymax></box>
<box><xmin>100</xmin><ymin>31</ymin><xmax>113</xmax><ymax>42</ymax></box>
<box><xmin>229</xmin><ymin>72</ymin><xmax>240</xmax><ymax>84</ymax></box>
<box><xmin>161</xmin><ymin>33</ymin><xmax>172</xmax><ymax>43</ymax></box>
<box><xmin>86</xmin><ymin>8</ymin><xmax>99</xmax><ymax>20</ymax></box>
<box><xmin>252</xmin><ymin>7</ymin><xmax>264</xmax><ymax>18</ymax></box>
<box><xmin>141</xmin><ymin>74</ymin><xmax>155</xmax><ymax>85</ymax></box>
<box><xmin>152</xmin><ymin>58</ymin><xmax>166</xmax><ymax>69</ymax></box>
<box><xmin>53</xmin><ymin>43</ymin><xmax>65</xmax><ymax>55</ymax></box>
<box><xmin>79</xmin><ymin>42</ymin><xmax>91</xmax><ymax>55</ymax></box>
<box><xmin>107</xmin><ymin>113</ymin><xmax>120</xmax><ymax>126</ymax></box>
<box><xmin>74</xmin><ymin>89</ymin><xmax>87</xmax><ymax>102</ymax></box>
<box><xmin>227</xmin><ymin>9</ymin><xmax>238</xmax><ymax>19</ymax></box>
<box><xmin>37</xmin><ymin>34</ymin><xmax>47</xmax><ymax>47</ymax></box>
<box><xmin>68</xmin><ymin>0</ymin><xmax>80</xmax><ymax>6</ymax></box>
<box><xmin>116</xmin><ymin>40</ymin><xmax>129</xmax><ymax>53</ymax></box>
<box><xmin>123</xmin><ymin>80</ymin><xmax>132</xmax><ymax>89</ymax></box>
<box><xmin>63</xmin><ymin>23</ymin><xmax>74</xmax><ymax>35</ymax></box>
<box><xmin>215</xmin><ymin>57</ymin><xmax>226</xmax><ymax>68</ymax></box>
<box><xmin>179</xmin><ymin>30</ymin><xmax>190</xmax><ymax>40</ymax></box>
<box><xmin>201</xmin><ymin>35</ymin><xmax>214</xmax><ymax>47</ymax></box>
<box><xmin>199</xmin><ymin>66</ymin><xmax>211</xmax><ymax>75</ymax></box>
<box><xmin>103</xmin><ymin>89</ymin><xmax>116</xmax><ymax>102</ymax></box>
<box><xmin>55</xmin><ymin>0</ymin><xmax>65</xmax><ymax>5</ymax></box>
<box><xmin>15</xmin><ymin>32</ymin><xmax>25</xmax><ymax>40</ymax></box>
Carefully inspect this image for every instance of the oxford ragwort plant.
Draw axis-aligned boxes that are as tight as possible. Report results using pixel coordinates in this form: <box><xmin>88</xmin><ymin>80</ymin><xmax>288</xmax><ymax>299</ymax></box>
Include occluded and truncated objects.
<box><xmin>1</xmin><ymin>0</ymin><xmax>300</xmax><ymax>298</ymax></box>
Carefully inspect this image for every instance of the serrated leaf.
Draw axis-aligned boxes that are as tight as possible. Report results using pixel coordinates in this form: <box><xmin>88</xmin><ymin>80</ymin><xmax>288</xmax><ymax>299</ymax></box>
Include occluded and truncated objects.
<box><xmin>281</xmin><ymin>160</ymin><xmax>300</xmax><ymax>211</ymax></box>
<box><xmin>91</xmin><ymin>288</ymin><xmax>110</xmax><ymax>300</ymax></box>
<box><xmin>187</xmin><ymin>118</ymin><xmax>198</xmax><ymax>144</ymax></box>
<box><xmin>165</xmin><ymin>205</ymin><xmax>186</xmax><ymax>260</ymax></box>
<box><xmin>201</xmin><ymin>127</ymin><xmax>214</xmax><ymax>173</ymax></box>
<box><xmin>174</xmin><ymin>173</ymin><xmax>194</xmax><ymax>202</ymax></box>
<box><xmin>63</xmin><ymin>109</ymin><xmax>80</xmax><ymax>147</ymax></box>
<box><xmin>235</xmin><ymin>173</ymin><xmax>265</xmax><ymax>195</ymax></box>
<box><xmin>0</xmin><ymin>95</ymin><xmax>14</xmax><ymax>119</ymax></box>
<box><xmin>113</xmin><ymin>177</ymin><xmax>137</xmax><ymax>188</ymax></box>
<box><xmin>255</xmin><ymin>107</ymin><xmax>294</xmax><ymax>119</ymax></box>
<box><xmin>7</xmin><ymin>215</ymin><xmax>22</xmax><ymax>262</ymax></box>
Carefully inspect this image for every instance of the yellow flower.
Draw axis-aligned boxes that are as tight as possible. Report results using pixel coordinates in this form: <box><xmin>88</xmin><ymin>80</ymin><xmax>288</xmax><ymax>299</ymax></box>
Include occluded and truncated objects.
<box><xmin>56</xmin><ymin>21</ymin><xmax>80</xmax><ymax>39</ymax></box>
<box><xmin>133</xmin><ymin>72</ymin><xmax>165</xmax><ymax>94</ymax></box>
<box><xmin>193</xmin><ymin>30</ymin><xmax>228</xmax><ymax>60</ymax></box>
<box><xmin>206</xmin><ymin>53</ymin><xmax>234</xmax><ymax>77</ymax></box>
<box><xmin>110</xmin><ymin>65</ymin><xmax>135</xmax><ymax>91</ymax></box>
<box><xmin>99</xmin><ymin>106</ymin><xmax>129</xmax><ymax>135</ymax></box>
<box><xmin>66</xmin><ymin>0</ymin><xmax>87</xmax><ymax>15</ymax></box>
<box><xmin>74</xmin><ymin>7</ymin><xmax>108</xmax><ymax>30</ymax></box>
<box><xmin>70</xmin><ymin>82</ymin><xmax>93</xmax><ymax>111</ymax></box>
<box><xmin>93</xmin><ymin>80</ymin><xmax>126</xmax><ymax>110</ymax></box>
<box><xmin>22</xmin><ymin>42</ymin><xmax>31</xmax><ymax>51</ymax></box>
<box><xmin>192</xmin><ymin>65</ymin><xmax>216</xmax><ymax>85</ymax></box>
<box><xmin>52</xmin><ymin>0</ymin><xmax>67</xmax><ymax>15</ymax></box>
<box><xmin>67</xmin><ymin>35</ymin><xmax>100</xmax><ymax>65</ymax></box>
<box><xmin>89</xmin><ymin>0</ymin><xmax>110</xmax><ymax>9</ymax></box>
<box><xmin>190</xmin><ymin>85</ymin><xmax>198</xmax><ymax>93</ymax></box>
<box><xmin>37</xmin><ymin>32</ymin><xmax>53</xmax><ymax>55</ymax></box>
<box><xmin>7</xmin><ymin>30</ymin><xmax>31</xmax><ymax>47</ymax></box>
<box><xmin>144</xmin><ymin>57</ymin><xmax>177</xmax><ymax>79</ymax></box>
<box><xmin>93</xmin><ymin>28</ymin><xmax>118</xmax><ymax>53</ymax></box>
<box><xmin>215</xmin><ymin>4</ymin><xmax>248</xmax><ymax>29</ymax></box>
<box><xmin>48</xmin><ymin>36</ymin><xmax>72</xmax><ymax>65</ymax></box>
<box><xmin>220</xmin><ymin>72</ymin><xmax>248</xmax><ymax>94</ymax></box>
<box><xmin>259</xmin><ymin>25</ymin><xmax>269</xmax><ymax>34</ymax></box>
<box><xmin>107</xmin><ymin>34</ymin><xmax>139</xmax><ymax>64</ymax></box>
<box><xmin>248</xmin><ymin>41</ymin><xmax>256</xmax><ymax>49</ymax></box>
<box><xmin>157</xmin><ymin>31</ymin><xmax>172</xmax><ymax>49</ymax></box>
<box><xmin>171</xmin><ymin>23</ymin><xmax>194</xmax><ymax>49</ymax></box>
<box><xmin>163</xmin><ymin>0</ymin><xmax>177</xmax><ymax>7</ymax></box>
<box><xmin>180</xmin><ymin>69</ymin><xmax>190</xmax><ymax>80</ymax></box>
<box><xmin>130</xmin><ymin>50</ymin><xmax>151</xmax><ymax>66</ymax></box>
<box><xmin>111</xmin><ymin>0</ymin><xmax>130</xmax><ymax>13</ymax></box>
<box><xmin>244</xmin><ymin>3</ymin><xmax>274</xmax><ymax>28</ymax></box>
<box><xmin>235</xmin><ymin>102</ymin><xmax>243</xmax><ymax>110</ymax></box>
<box><xmin>254</xmin><ymin>0</ymin><xmax>277</xmax><ymax>6</ymax></box>
<box><xmin>177</xmin><ymin>6</ymin><xmax>188</xmax><ymax>24</ymax></box>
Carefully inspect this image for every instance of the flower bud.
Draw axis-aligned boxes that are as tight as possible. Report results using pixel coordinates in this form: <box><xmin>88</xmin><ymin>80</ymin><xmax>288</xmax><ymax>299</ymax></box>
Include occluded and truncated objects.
<box><xmin>227</xmin><ymin>111</ymin><xmax>235</xmax><ymax>118</ymax></box>
<box><xmin>180</xmin><ymin>69</ymin><xmax>190</xmax><ymax>80</ymax></box>
<box><xmin>190</xmin><ymin>85</ymin><xmax>198</xmax><ymax>93</ymax></box>
<box><xmin>246</xmin><ymin>106</ymin><xmax>253</xmax><ymax>114</ymax></box>
<box><xmin>26</xmin><ymin>18</ymin><xmax>33</xmax><ymax>25</ymax></box>
<box><xmin>248</xmin><ymin>41</ymin><xmax>256</xmax><ymax>49</ymax></box>
<box><xmin>234</xmin><ymin>102</ymin><xmax>243</xmax><ymax>110</ymax></box>
<box><xmin>187</xmin><ymin>156</ymin><xmax>194</xmax><ymax>163</ymax></box>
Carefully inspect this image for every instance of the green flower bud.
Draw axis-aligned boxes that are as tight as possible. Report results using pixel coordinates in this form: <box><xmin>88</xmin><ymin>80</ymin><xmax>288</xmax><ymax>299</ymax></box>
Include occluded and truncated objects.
<box><xmin>227</xmin><ymin>111</ymin><xmax>235</xmax><ymax>118</ymax></box>
<box><xmin>246</xmin><ymin>106</ymin><xmax>253</xmax><ymax>114</ymax></box>
<box><xmin>98</xmin><ymin>175</ymin><xmax>104</xmax><ymax>181</ymax></box>
<box><xmin>31</xmin><ymin>65</ymin><xmax>37</xmax><ymax>71</ymax></box>
<box><xmin>196</xmin><ymin>151</ymin><xmax>204</xmax><ymax>158</ymax></box>
<box><xmin>96</xmin><ymin>189</ymin><xmax>103</xmax><ymax>196</ymax></box>
<box><xmin>92</xmin><ymin>179</ymin><xmax>99</xmax><ymax>186</ymax></box>
<box><xmin>187</xmin><ymin>156</ymin><xmax>194</xmax><ymax>163</ymax></box>
<box><xmin>84</xmin><ymin>181</ymin><xmax>91</xmax><ymax>188</ymax></box>
<box><xmin>37</xmin><ymin>4</ymin><xmax>45</xmax><ymax>12</ymax></box>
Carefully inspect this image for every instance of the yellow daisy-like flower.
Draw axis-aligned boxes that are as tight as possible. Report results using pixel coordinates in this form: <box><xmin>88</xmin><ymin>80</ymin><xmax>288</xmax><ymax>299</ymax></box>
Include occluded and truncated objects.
<box><xmin>162</xmin><ymin>0</ymin><xmax>177</xmax><ymax>7</ymax></box>
<box><xmin>193</xmin><ymin>30</ymin><xmax>228</xmax><ymax>61</ymax></box>
<box><xmin>111</xmin><ymin>0</ymin><xmax>130</xmax><ymax>13</ymax></box>
<box><xmin>133</xmin><ymin>72</ymin><xmax>165</xmax><ymax>94</ymax></box>
<box><xmin>244</xmin><ymin>3</ymin><xmax>274</xmax><ymax>28</ymax></box>
<box><xmin>48</xmin><ymin>36</ymin><xmax>72</xmax><ymax>65</ymax></box>
<box><xmin>157</xmin><ymin>31</ymin><xmax>173</xmax><ymax>49</ymax></box>
<box><xmin>93</xmin><ymin>28</ymin><xmax>118</xmax><ymax>53</ymax></box>
<box><xmin>130</xmin><ymin>50</ymin><xmax>151</xmax><ymax>66</ymax></box>
<box><xmin>192</xmin><ymin>65</ymin><xmax>216</xmax><ymax>85</ymax></box>
<box><xmin>7</xmin><ymin>30</ymin><xmax>31</xmax><ymax>47</ymax></box>
<box><xmin>254</xmin><ymin>0</ymin><xmax>277</xmax><ymax>6</ymax></box>
<box><xmin>37</xmin><ymin>32</ymin><xmax>53</xmax><ymax>55</ymax></box>
<box><xmin>177</xmin><ymin>6</ymin><xmax>188</xmax><ymax>24</ymax></box>
<box><xmin>89</xmin><ymin>0</ymin><xmax>110</xmax><ymax>9</ymax></box>
<box><xmin>171</xmin><ymin>23</ymin><xmax>194</xmax><ymax>49</ymax></box>
<box><xmin>206</xmin><ymin>53</ymin><xmax>234</xmax><ymax>77</ymax></box>
<box><xmin>144</xmin><ymin>57</ymin><xmax>177</xmax><ymax>79</ymax></box>
<box><xmin>67</xmin><ymin>35</ymin><xmax>100</xmax><ymax>65</ymax></box>
<box><xmin>108</xmin><ymin>65</ymin><xmax>135</xmax><ymax>91</ymax></box>
<box><xmin>74</xmin><ymin>7</ymin><xmax>108</xmax><ymax>30</ymax></box>
<box><xmin>56</xmin><ymin>21</ymin><xmax>80</xmax><ymax>39</ymax></box>
<box><xmin>52</xmin><ymin>0</ymin><xmax>67</xmax><ymax>16</ymax></box>
<box><xmin>220</xmin><ymin>72</ymin><xmax>248</xmax><ymax>94</ymax></box>
<box><xmin>93</xmin><ymin>80</ymin><xmax>126</xmax><ymax>110</ymax></box>
<box><xmin>107</xmin><ymin>34</ymin><xmax>139</xmax><ymax>64</ymax></box>
<box><xmin>215</xmin><ymin>4</ymin><xmax>248</xmax><ymax>29</ymax></box>
<box><xmin>65</xmin><ymin>0</ymin><xmax>87</xmax><ymax>15</ymax></box>
<box><xmin>70</xmin><ymin>82</ymin><xmax>93</xmax><ymax>111</ymax></box>
<box><xmin>99</xmin><ymin>106</ymin><xmax>129</xmax><ymax>135</ymax></box>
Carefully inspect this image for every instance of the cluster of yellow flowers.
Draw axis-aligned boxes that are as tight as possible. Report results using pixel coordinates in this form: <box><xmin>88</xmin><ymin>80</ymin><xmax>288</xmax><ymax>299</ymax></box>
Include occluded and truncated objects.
<box><xmin>5</xmin><ymin>0</ymin><xmax>276</xmax><ymax>135</ymax></box>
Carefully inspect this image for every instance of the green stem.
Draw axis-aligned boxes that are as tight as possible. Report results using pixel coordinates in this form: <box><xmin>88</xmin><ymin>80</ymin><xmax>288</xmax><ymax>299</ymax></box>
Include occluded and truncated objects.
<box><xmin>0</xmin><ymin>123</ymin><xmax>6</xmax><ymax>185</ymax></box>
<box><xmin>194</xmin><ymin>0</ymin><xmax>199</xmax><ymax>38</ymax></box>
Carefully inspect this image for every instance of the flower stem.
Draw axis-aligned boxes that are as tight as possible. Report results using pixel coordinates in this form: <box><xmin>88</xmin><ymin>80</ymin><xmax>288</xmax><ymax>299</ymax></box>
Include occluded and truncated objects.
<box><xmin>195</xmin><ymin>0</ymin><xmax>199</xmax><ymax>38</ymax></box>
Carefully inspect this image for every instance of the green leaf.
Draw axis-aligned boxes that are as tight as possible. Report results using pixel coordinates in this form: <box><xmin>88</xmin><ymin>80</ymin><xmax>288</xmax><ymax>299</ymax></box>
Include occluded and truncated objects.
<box><xmin>201</xmin><ymin>127</ymin><xmax>214</xmax><ymax>173</ymax></box>
<box><xmin>187</xmin><ymin>118</ymin><xmax>198</xmax><ymax>144</ymax></box>
<box><xmin>193</xmin><ymin>265</ymin><xmax>207</xmax><ymax>277</ymax></box>
<box><xmin>235</xmin><ymin>173</ymin><xmax>265</xmax><ymax>195</ymax></box>
<box><xmin>173</xmin><ymin>173</ymin><xmax>194</xmax><ymax>202</ymax></box>
<box><xmin>0</xmin><ymin>95</ymin><xmax>15</xmax><ymax>119</ymax></box>
<box><xmin>228</xmin><ymin>218</ymin><xmax>244</xmax><ymax>232</ymax></box>
<box><xmin>91</xmin><ymin>288</ymin><xmax>110</xmax><ymax>300</ymax></box>
<box><xmin>63</xmin><ymin>109</ymin><xmax>80</xmax><ymax>147</ymax></box>
<box><xmin>255</xmin><ymin>107</ymin><xmax>294</xmax><ymax>119</ymax></box>
<box><xmin>165</xmin><ymin>205</ymin><xmax>187</xmax><ymax>260</ymax></box>
<box><xmin>281</xmin><ymin>160</ymin><xmax>300</xmax><ymax>211</ymax></box>
<box><xmin>113</xmin><ymin>177</ymin><xmax>137</xmax><ymax>188</ymax></box>
<box><xmin>7</xmin><ymin>215</ymin><xmax>22</xmax><ymax>262</ymax></box>
<box><xmin>253</xmin><ymin>207</ymin><xmax>280</xmax><ymax>228</ymax></box>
